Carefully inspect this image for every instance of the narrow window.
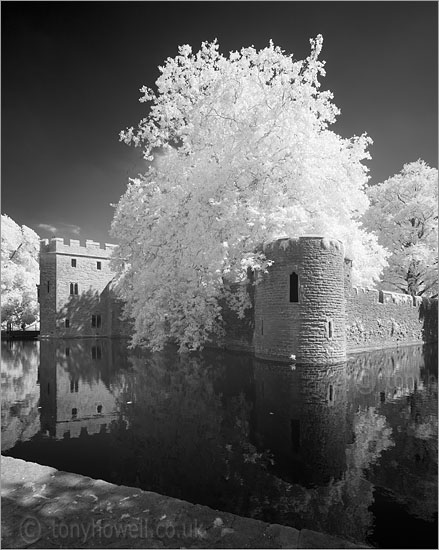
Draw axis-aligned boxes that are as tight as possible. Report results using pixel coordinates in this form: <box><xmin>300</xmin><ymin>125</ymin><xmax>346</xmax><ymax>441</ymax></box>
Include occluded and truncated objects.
<box><xmin>97</xmin><ymin>261</ymin><xmax>102</xmax><ymax>270</ymax></box>
<box><xmin>378</xmin><ymin>290</ymin><xmax>384</xmax><ymax>304</ymax></box>
<box><xmin>70</xmin><ymin>380</ymin><xmax>75</xmax><ymax>393</ymax></box>
<box><xmin>328</xmin><ymin>384</ymin><xmax>334</xmax><ymax>402</ymax></box>
<box><xmin>289</xmin><ymin>272</ymin><xmax>299</xmax><ymax>303</ymax></box>
<box><xmin>72</xmin><ymin>408</ymin><xmax>78</xmax><ymax>418</ymax></box>
<box><xmin>47</xmin><ymin>281</ymin><xmax>50</xmax><ymax>293</ymax></box>
<box><xmin>327</xmin><ymin>319</ymin><xmax>333</xmax><ymax>339</ymax></box>
<box><xmin>91</xmin><ymin>315</ymin><xmax>96</xmax><ymax>328</ymax></box>
<box><xmin>71</xmin><ymin>258</ymin><xmax>77</xmax><ymax>267</ymax></box>
<box><xmin>70</xmin><ymin>283</ymin><xmax>74</xmax><ymax>295</ymax></box>
<box><xmin>380</xmin><ymin>391</ymin><xmax>385</xmax><ymax>403</ymax></box>
<box><xmin>74</xmin><ymin>283</ymin><xmax>78</xmax><ymax>295</ymax></box>
<box><xmin>74</xmin><ymin>380</ymin><xmax>78</xmax><ymax>392</ymax></box>
<box><xmin>65</xmin><ymin>347</ymin><xmax>70</xmax><ymax>357</ymax></box>
<box><xmin>97</xmin><ymin>314</ymin><xmax>101</xmax><ymax>328</ymax></box>
<box><xmin>65</xmin><ymin>319</ymin><xmax>70</xmax><ymax>328</ymax></box>
<box><xmin>92</xmin><ymin>346</ymin><xmax>101</xmax><ymax>359</ymax></box>
<box><xmin>261</xmin><ymin>318</ymin><xmax>264</xmax><ymax>335</ymax></box>
<box><xmin>97</xmin><ymin>405</ymin><xmax>103</xmax><ymax>414</ymax></box>
<box><xmin>290</xmin><ymin>419</ymin><xmax>301</xmax><ymax>451</ymax></box>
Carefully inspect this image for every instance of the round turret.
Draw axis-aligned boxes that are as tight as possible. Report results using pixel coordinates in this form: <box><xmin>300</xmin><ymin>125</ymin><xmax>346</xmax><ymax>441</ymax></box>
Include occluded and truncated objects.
<box><xmin>254</xmin><ymin>236</ymin><xmax>346</xmax><ymax>365</ymax></box>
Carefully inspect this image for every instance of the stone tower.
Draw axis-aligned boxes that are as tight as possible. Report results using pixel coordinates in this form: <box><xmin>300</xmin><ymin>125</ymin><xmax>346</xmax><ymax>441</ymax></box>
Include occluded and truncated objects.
<box><xmin>254</xmin><ymin>236</ymin><xmax>346</xmax><ymax>365</ymax></box>
<box><xmin>39</xmin><ymin>238</ymin><xmax>118</xmax><ymax>338</ymax></box>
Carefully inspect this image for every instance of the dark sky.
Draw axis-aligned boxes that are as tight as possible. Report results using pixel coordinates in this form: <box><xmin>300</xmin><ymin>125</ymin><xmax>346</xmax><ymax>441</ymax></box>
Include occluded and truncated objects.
<box><xmin>2</xmin><ymin>1</ymin><xmax>437</xmax><ymax>243</ymax></box>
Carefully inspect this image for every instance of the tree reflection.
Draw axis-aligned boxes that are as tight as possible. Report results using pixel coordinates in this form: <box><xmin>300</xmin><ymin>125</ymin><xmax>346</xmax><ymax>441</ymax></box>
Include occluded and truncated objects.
<box><xmin>3</xmin><ymin>338</ymin><xmax>437</xmax><ymax>548</ymax></box>
<box><xmin>108</xmin><ymin>347</ymin><xmax>274</xmax><ymax>514</ymax></box>
<box><xmin>1</xmin><ymin>340</ymin><xmax>40</xmax><ymax>451</ymax></box>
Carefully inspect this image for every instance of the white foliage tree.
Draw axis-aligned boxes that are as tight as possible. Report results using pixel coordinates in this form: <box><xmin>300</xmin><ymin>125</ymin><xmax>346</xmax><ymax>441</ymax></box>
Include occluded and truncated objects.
<box><xmin>111</xmin><ymin>37</ymin><xmax>388</xmax><ymax>351</ymax></box>
<box><xmin>1</xmin><ymin>214</ymin><xmax>40</xmax><ymax>328</ymax></box>
<box><xmin>363</xmin><ymin>160</ymin><xmax>438</xmax><ymax>297</ymax></box>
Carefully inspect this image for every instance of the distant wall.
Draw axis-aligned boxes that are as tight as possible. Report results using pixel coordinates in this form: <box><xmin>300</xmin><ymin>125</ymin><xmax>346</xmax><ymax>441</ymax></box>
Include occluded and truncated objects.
<box><xmin>217</xmin><ymin>278</ymin><xmax>255</xmax><ymax>353</ymax></box>
<box><xmin>346</xmin><ymin>286</ymin><xmax>438</xmax><ymax>353</ymax></box>
<box><xmin>101</xmin><ymin>282</ymin><xmax>133</xmax><ymax>338</ymax></box>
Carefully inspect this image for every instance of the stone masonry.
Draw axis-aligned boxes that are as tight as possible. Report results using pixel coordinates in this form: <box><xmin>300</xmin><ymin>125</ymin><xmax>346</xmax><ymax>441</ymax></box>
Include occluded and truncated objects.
<box><xmin>39</xmin><ymin>236</ymin><xmax>437</xmax><ymax>363</ymax></box>
<box><xmin>39</xmin><ymin>238</ymin><xmax>121</xmax><ymax>338</ymax></box>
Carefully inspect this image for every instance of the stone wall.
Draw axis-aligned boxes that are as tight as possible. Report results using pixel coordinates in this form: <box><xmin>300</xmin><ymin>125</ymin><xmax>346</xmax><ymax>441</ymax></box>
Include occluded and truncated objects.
<box><xmin>346</xmin><ymin>285</ymin><xmax>438</xmax><ymax>353</ymax></box>
<box><xmin>101</xmin><ymin>282</ymin><xmax>133</xmax><ymax>338</ymax></box>
<box><xmin>39</xmin><ymin>251</ymin><xmax>57</xmax><ymax>336</ymax></box>
<box><xmin>39</xmin><ymin>236</ymin><xmax>437</xmax><ymax>359</ymax></box>
<box><xmin>253</xmin><ymin>239</ymin><xmax>301</xmax><ymax>361</ymax></box>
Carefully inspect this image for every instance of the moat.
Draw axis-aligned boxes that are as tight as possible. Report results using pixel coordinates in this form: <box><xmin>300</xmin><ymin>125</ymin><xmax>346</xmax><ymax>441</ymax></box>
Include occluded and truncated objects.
<box><xmin>1</xmin><ymin>339</ymin><xmax>438</xmax><ymax>549</ymax></box>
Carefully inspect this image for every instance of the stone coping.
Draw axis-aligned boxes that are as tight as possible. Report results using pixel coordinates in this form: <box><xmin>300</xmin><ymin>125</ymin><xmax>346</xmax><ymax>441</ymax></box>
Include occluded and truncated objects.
<box><xmin>1</xmin><ymin>457</ymin><xmax>369</xmax><ymax>549</ymax></box>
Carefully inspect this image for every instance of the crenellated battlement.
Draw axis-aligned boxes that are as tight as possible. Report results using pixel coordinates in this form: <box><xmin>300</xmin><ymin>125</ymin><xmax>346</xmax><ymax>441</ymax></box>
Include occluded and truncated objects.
<box><xmin>40</xmin><ymin>237</ymin><xmax>117</xmax><ymax>258</ymax></box>
<box><xmin>262</xmin><ymin>235</ymin><xmax>345</xmax><ymax>255</ymax></box>
<box><xmin>351</xmin><ymin>286</ymin><xmax>431</xmax><ymax>307</ymax></box>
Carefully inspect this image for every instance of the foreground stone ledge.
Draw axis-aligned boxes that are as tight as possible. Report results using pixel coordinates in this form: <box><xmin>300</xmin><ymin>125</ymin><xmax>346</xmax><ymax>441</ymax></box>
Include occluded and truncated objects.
<box><xmin>1</xmin><ymin>456</ymin><xmax>368</xmax><ymax>549</ymax></box>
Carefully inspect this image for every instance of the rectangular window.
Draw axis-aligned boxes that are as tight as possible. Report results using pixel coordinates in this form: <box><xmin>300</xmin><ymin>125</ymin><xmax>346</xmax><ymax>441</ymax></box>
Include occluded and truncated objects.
<box><xmin>70</xmin><ymin>283</ymin><xmax>78</xmax><ymax>295</ymax></box>
<box><xmin>47</xmin><ymin>281</ymin><xmax>50</xmax><ymax>293</ymax></box>
<box><xmin>71</xmin><ymin>258</ymin><xmax>77</xmax><ymax>267</ymax></box>
<box><xmin>65</xmin><ymin>319</ymin><xmax>70</xmax><ymax>328</ymax></box>
<box><xmin>92</xmin><ymin>345</ymin><xmax>102</xmax><ymax>360</ymax></box>
<box><xmin>92</xmin><ymin>314</ymin><xmax>101</xmax><ymax>328</ymax></box>
<box><xmin>65</xmin><ymin>347</ymin><xmax>70</xmax><ymax>357</ymax></box>
<box><xmin>97</xmin><ymin>261</ymin><xmax>102</xmax><ymax>270</ymax></box>
<box><xmin>70</xmin><ymin>283</ymin><xmax>74</xmax><ymax>295</ymax></box>
<box><xmin>74</xmin><ymin>283</ymin><xmax>78</xmax><ymax>295</ymax></box>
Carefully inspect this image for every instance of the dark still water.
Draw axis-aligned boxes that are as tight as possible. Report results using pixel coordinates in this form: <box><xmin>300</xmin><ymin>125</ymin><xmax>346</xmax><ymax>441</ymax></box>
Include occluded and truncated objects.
<box><xmin>2</xmin><ymin>339</ymin><xmax>437</xmax><ymax>548</ymax></box>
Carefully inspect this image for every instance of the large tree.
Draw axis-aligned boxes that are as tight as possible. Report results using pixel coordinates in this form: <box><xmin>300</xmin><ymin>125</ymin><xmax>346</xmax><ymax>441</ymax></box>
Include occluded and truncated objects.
<box><xmin>1</xmin><ymin>214</ymin><xmax>40</xmax><ymax>328</ymax></box>
<box><xmin>111</xmin><ymin>37</ymin><xmax>387</xmax><ymax>351</ymax></box>
<box><xmin>363</xmin><ymin>160</ymin><xmax>438</xmax><ymax>297</ymax></box>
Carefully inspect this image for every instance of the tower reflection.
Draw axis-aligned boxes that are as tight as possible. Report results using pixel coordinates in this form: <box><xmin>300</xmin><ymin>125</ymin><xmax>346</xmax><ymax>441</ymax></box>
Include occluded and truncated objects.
<box><xmin>39</xmin><ymin>339</ymin><xmax>130</xmax><ymax>439</ymax></box>
<box><xmin>253</xmin><ymin>361</ymin><xmax>348</xmax><ymax>485</ymax></box>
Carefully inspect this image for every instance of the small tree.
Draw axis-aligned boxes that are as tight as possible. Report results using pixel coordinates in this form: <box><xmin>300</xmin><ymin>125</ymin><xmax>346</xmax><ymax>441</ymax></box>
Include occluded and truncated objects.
<box><xmin>1</xmin><ymin>214</ymin><xmax>40</xmax><ymax>328</ymax></box>
<box><xmin>111</xmin><ymin>37</ymin><xmax>388</xmax><ymax>351</ymax></box>
<box><xmin>363</xmin><ymin>160</ymin><xmax>438</xmax><ymax>297</ymax></box>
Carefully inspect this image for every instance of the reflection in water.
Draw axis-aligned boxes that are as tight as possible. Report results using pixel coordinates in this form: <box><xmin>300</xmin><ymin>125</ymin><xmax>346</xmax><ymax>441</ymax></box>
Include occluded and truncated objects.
<box><xmin>1</xmin><ymin>341</ymin><xmax>41</xmax><ymax>451</ymax></box>
<box><xmin>1</xmin><ymin>340</ymin><xmax>437</xmax><ymax>548</ymax></box>
<box><xmin>38</xmin><ymin>339</ymin><xmax>129</xmax><ymax>440</ymax></box>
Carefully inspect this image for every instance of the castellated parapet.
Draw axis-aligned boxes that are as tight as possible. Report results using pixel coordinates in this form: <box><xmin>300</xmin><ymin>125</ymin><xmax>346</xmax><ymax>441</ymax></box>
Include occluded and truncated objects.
<box><xmin>345</xmin><ymin>282</ymin><xmax>437</xmax><ymax>352</ymax></box>
<box><xmin>254</xmin><ymin>236</ymin><xmax>346</xmax><ymax>364</ymax></box>
<box><xmin>40</xmin><ymin>238</ymin><xmax>117</xmax><ymax>258</ymax></box>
